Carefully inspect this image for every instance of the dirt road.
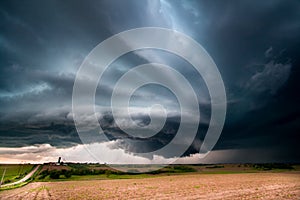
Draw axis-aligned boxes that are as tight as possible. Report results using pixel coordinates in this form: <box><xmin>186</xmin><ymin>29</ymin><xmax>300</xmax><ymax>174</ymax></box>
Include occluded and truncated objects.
<box><xmin>0</xmin><ymin>172</ymin><xmax>299</xmax><ymax>199</ymax></box>
<box><xmin>0</xmin><ymin>165</ymin><xmax>40</xmax><ymax>188</ymax></box>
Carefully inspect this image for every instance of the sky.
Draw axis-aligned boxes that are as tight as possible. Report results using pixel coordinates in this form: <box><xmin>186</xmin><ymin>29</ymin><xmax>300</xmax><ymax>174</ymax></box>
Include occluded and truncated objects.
<box><xmin>0</xmin><ymin>0</ymin><xmax>299</xmax><ymax>164</ymax></box>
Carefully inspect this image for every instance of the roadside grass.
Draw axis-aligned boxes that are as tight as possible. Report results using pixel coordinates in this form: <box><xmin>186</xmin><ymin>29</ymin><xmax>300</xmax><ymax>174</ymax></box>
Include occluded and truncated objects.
<box><xmin>0</xmin><ymin>164</ymin><xmax>34</xmax><ymax>185</ymax></box>
<box><xmin>0</xmin><ymin>181</ymin><xmax>29</xmax><ymax>191</ymax></box>
<box><xmin>0</xmin><ymin>165</ymin><xmax>40</xmax><ymax>191</ymax></box>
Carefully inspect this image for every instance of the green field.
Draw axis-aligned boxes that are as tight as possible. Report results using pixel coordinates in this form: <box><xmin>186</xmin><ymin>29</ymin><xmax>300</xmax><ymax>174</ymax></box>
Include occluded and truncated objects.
<box><xmin>33</xmin><ymin>163</ymin><xmax>298</xmax><ymax>182</ymax></box>
<box><xmin>0</xmin><ymin>163</ymin><xmax>298</xmax><ymax>185</ymax></box>
<box><xmin>0</xmin><ymin>164</ymin><xmax>35</xmax><ymax>184</ymax></box>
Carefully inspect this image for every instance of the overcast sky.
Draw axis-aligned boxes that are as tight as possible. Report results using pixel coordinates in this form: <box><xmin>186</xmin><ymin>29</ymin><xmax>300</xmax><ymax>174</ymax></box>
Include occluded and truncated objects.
<box><xmin>0</xmin><ymin>0</ymin><xmax>299</xmax><ymax>164</ymax></box>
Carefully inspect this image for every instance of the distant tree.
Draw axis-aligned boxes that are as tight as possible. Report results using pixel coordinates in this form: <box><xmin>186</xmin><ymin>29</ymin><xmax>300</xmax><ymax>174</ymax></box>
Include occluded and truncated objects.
<box><xmin>58</xmin><ymin>169</ymin><xmax>73</xmax><ymax>178</ymax></box>
<box><xmin>105</xmin><ymin>170</ymin><xmax>111</xmax><ymax>178</ymax></box>
<box><xmin>65</xmin><ymin>172</ymin><xmax>72</xmax><ymax>178</ymax></box>
<box><xmin>49</xmin><ymin>170</ymin><xmax>60</xmax><ymax>179</ymax></box>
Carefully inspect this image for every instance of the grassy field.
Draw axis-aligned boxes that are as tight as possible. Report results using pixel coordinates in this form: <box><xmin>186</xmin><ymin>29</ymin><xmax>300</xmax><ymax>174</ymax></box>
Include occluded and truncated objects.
<box><xmin>1</xmin><ymin>163</ymin><xmax>298</xmax><ymax>184</ymax></box>
<box><xmin>0</xmin><ymin>164</ymin><xmax>34</xmax><ymax>184</ymax></box>
<box><xmin>33</xmin><ymin>163</ymin><xmax>298</xmax><ymax>181</ymax></box>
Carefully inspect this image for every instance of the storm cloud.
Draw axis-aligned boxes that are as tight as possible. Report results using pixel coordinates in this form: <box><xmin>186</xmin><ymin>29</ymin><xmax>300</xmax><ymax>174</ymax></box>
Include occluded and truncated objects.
<box><xmin>0</xmin><ymin>0</ymin><xmax>299</xmax><ymax>163</ymax></box>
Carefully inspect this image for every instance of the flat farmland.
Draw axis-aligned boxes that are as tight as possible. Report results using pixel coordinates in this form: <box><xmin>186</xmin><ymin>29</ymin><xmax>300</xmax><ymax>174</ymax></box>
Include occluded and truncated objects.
<box><xmin>1</xmin><ymin>172</ymin><xmax>299</xmax><ymax>200</ymax></box>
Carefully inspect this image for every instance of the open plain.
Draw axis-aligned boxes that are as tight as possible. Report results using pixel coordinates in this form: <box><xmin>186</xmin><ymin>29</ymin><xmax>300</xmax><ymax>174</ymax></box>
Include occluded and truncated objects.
<box><xmin>1</xmin><ymin>172</ymin><xmax>299</xmax><ymax>200</ymax></box>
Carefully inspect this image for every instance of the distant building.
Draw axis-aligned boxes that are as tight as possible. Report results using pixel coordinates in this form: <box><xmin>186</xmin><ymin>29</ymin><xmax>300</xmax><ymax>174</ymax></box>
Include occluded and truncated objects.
<box><xmin>55</xmin><ymin>157</ymin><xmax>62</xmax><ymax>165</ymax></box>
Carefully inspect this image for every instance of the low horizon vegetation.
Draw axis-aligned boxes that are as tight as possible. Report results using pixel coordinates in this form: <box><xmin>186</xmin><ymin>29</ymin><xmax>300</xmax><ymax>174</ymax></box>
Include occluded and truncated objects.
<box><xmin>0</xmin><ymin>163</ymin><xmax>297</xmax><ymax>184</ymax></box>
<box><xmin>35</xmin><ymin>163</ymin><xmax>297</xmax><ymax>181</ymax></box>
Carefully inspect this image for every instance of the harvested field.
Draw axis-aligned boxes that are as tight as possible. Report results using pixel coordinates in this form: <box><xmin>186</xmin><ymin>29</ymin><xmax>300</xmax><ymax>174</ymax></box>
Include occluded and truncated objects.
<box><xmin>0</xmin><ymin>172</ymin><xmax>299</xmax><ymax>200</ymax></box>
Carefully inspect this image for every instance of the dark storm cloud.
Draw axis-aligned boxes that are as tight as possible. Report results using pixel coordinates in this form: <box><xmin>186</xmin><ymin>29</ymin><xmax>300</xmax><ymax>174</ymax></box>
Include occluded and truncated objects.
<box><xmin>0</xmin><ymin>120</ymin><xmax>80</xmax><ymax>148</ymax></box>
<box><xmin>0</xmin><ymin>0</ymin><xmax>299</xmax><ymax>162</ymax></box>
<box><xmin>172</xmin><ymin>0</ymin><xmax>300</xmax><ymax>160</ymax></box>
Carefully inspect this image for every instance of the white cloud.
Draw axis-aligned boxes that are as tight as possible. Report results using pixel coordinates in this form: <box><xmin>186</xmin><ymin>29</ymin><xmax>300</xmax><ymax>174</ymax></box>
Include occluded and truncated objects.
<box><xmin>1</xmin><ymin>143</ymin><xmax>289</xmax><ymax>165</ymax></box>
<box><xmin>0</xmin><ymin>82</ymin><xmax>51</xmax><ymax>98</ymax></box>
<box><xmin>181</xmin><ymin>0</ymin><xmax>200</xmax><ymax>18</ymax></box>
<box><xmin>1</xmin><ymin>141</ymin><xmax>220</xmax><ymax>165</ymax></box>
<box><xmin>0</xmin><ymin>142</ymin><xmax>174</xmax><ymax>164</ymax></box>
